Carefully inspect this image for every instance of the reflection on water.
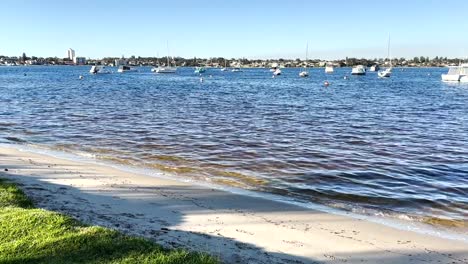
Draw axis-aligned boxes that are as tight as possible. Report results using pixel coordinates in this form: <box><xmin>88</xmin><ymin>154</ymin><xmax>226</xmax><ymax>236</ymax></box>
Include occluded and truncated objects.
<box><xmin>0</xmin><ymin>66</ymin><xmax>467</xmax><ymax>227</ymax></box>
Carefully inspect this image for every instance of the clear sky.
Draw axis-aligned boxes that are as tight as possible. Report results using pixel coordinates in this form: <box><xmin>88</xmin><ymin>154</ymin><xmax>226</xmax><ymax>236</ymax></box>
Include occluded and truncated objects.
<box><xmin>1</xmin><ymin>0</ymin><xmax>467</xmax><ymax>59</ymax></box>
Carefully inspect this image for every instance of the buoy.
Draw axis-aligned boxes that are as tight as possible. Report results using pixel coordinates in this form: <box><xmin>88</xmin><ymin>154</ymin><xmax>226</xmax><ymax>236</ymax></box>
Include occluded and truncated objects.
<box><xmin>324</xmin><ymin>81</ymin><xmax>330</xmax><ymax>87</ymax></box>
<box><xmin>23</xmin><ymin>73</ymin><xmax>27</xmax><ymax>76</ymax></box>
<box><xmin>200</xmin><ymin>77</ymin><xmax>204</xmax><ymax>83</ymax></box>
<box><xmin>79</xmin><ymin>75</ymin><xmax>84</xmax><ymax>80</ymax></box>
<box><xmin>343</xmin><ymin>76</ymin><xmax>348</xmax><ymax>80</ymax></box>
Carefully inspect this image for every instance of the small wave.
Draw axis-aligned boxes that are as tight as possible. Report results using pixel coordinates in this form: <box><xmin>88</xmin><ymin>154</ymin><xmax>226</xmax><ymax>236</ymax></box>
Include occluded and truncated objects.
<box><xmin>422</xmin><ymin>217</ymin><xmax>467</xmax><ymax>228</ymax></box>
<box><xmin>0</xmin><ymin>122</ymin><xmax>17</xmax><ymax>127</ymax></box>
<box><xmin>4</xmin><ymin>137</ymin><xmax>27</xmax><ymax>143</ymax></box>
<box><xmin>214</xmin><ymin>170</ymin><xmax>268</xmax><ymax>186</ymax></box>
<box><xmin>142</xmin><ymin>154</ymin><xmax>186</xmax><ymax>163</ymax></box>
<box><xmin>147</xmin><ymin>163</ymin><xmax>200</xmax><ymax>174</ymax></box>
<box><xmin>212</xmin><ymin>178</ymin><xmax>248</xmax><ymax>188</ymax></box>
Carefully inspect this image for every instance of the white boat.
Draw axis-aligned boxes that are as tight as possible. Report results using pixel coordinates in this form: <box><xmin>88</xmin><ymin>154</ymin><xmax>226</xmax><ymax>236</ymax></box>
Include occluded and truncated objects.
<box><xmin>270</xmin><ymin>62</ymin><xmax>279</xmax><ymax>72</ymax></box>
<box><xmin>90</xmin><ymin>66</ymin><xmax>111</xmax><ymax>74</ymax></box>
<box><xmin>369</xmin><ymin>65</ymin><xmax>380</xmax><ymax>72</ymax></box>
<box><xmin>351</xmin><ymin>65</ymin><xmax>366</xmax><ymax>75</ymax></box>
<box><xmin>325</xmin><ymin>65</ymin><xmax>334</xmax><ymax>73</ymax></box>
<box><xmin>299</xmin><ymin>71</ymin><xmax>309</xmax><ymax>77</ymax></box>
<box><xmin>154</xmin><ymin>42</ymin><xmax>177</xmax><ymax>74</ymax></box>
<box><xmin>221</xmin><ymin>60</ymin><xmax>228</xmax><ymax>71</ymax></box>
<box><xmin>154</xmin><ymin>66</ymin><xmax>177</xmax><ymax>74</ymax></box>
<box><xmin>273</xmin><ymin>68</ymin><xmax>282</xmax><ymax>76</ymax></box>
<box><xmin>117</xmin><ymin>65</ymin><xmax>136</xmax><ymax>73</ymax></box>
<box><xmin>441</xmin><ymin>63</ymin><xmax>468</xmax><ymax>82</ymax></box>
<box><xmin>299</xmin><ymin>43</ymin><xmax>309</xmax><ymax>77</ymax></box>
<box><xmin>231</xmin><ymin>67</ymin><xmax>242</xmax><ymax>72</ymax></box>
<box><xmin>378</xmin><ymin>68</ymin><xmax>392</xmax><ymax>78</ymax></box>
<box><xmin>378</xmin><ymin>35</ymin><xmax>393</xmax><ymax>78</ymax></box>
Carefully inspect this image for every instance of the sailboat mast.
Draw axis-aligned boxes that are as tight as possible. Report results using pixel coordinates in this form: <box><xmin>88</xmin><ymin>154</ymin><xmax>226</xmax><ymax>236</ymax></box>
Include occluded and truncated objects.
<box><xmin>166</xmin><ymin>41</ymin><xmax>170</xmax><ymax>67</ymax></box>
<box><xmin>387</xmin><ymin>34</ymin><xmax>391</xmax><ymax>67</ymax></box>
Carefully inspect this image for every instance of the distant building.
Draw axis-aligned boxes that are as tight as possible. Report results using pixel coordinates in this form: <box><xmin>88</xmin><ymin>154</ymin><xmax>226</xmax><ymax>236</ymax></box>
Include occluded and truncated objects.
<box><xmin>67</xmin><ymin>48</ymin><xmax>75</xmax><ymax>61</ymax></box>
<box><xmin>74</xmin><ymin>57</ymin><xmax>86</xmax><ymax>65</ymax></box>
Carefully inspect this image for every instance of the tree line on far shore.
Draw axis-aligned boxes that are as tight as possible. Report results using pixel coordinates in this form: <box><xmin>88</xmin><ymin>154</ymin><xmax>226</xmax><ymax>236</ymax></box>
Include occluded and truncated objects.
<box><xmin>0</xmin><ymin>53</ymin><xmax>464</xmax><ymax>67</ymax></box>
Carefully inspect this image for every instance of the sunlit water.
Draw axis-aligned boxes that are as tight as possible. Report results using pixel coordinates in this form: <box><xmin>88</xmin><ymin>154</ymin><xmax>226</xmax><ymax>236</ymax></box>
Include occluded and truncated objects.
<box><xmin>1</xmin><ymin>66</ymin><xmax>467</xmax><ymax>229</ymax></box>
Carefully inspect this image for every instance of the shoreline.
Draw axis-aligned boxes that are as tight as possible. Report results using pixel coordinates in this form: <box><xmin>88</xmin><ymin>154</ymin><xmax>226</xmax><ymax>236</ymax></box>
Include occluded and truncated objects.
<box><xmin>6</xmin><ymin>142</ymin><xmax>468</xmax><ymax>241</ymax></box>
<box><xmin>0</xmin><ymin>65</ymin><xmax>451</xmax><ymax>68</ymax></box>
<box><xmin>1</xmin><ymin>144</ymin><xmax>467</xmax><ymax>263</ymax></box>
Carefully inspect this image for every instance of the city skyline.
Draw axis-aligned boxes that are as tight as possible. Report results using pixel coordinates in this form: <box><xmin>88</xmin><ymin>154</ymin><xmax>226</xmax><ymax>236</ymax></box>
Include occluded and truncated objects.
<box><xmin>1</xmin><ymin>0</ymin><xmax>467</xmax><ymax>59</ymax></box>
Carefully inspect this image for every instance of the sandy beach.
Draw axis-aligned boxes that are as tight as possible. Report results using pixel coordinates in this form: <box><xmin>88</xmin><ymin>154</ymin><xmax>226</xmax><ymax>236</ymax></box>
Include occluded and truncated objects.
<box><xmin>0</xmin><ymin>145</ymin><xmax>467</xmax><ymax>264</ymax></box>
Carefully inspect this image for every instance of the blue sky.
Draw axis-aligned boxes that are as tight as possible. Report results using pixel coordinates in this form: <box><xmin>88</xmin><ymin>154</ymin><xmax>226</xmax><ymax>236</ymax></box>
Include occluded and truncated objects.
<box><xmin>1</xmin><ymin>0</ymin><xmax>467</xmax><ymax>59</ymax></box>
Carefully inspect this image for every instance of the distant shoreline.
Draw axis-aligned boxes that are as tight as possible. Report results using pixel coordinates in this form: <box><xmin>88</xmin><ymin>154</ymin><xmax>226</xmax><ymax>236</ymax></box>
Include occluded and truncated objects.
<box><xmin>0</xmin><ymin>64</ymin><xmax>452</xmax><ymax>68</ymax></box>
<box><xmin>1</xmin><ymin>54</ymin><xmax>463</xmax><ymax>68</ymax></box>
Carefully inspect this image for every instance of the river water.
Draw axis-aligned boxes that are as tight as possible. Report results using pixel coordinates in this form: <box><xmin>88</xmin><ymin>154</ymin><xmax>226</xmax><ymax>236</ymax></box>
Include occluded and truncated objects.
<box><xmin>1</xmin><ymin>65</ymin><xmax>467</xmax><ymax>229</ymax></box>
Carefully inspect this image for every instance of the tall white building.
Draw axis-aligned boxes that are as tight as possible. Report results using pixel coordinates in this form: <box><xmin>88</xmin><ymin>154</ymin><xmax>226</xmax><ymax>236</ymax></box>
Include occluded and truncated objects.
<box><xmin>67</xmin><ymin>48</ymin><xmax>75</xmax><ymax>61</ymax></box>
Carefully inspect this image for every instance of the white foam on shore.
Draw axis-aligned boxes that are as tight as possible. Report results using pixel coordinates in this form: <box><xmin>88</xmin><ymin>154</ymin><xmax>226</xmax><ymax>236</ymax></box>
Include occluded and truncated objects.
<box><xmin>2</xmin><ymin>142</ymin><xmax>467</xmax><ymax>243</ymax></box>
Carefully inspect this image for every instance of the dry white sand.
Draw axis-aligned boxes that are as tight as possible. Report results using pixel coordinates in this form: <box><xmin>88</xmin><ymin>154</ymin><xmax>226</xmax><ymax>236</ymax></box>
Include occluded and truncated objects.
<box><xmin>1</xmin><ymin>145</ymin><xmax>467</xmax><ymax>264</ymax></box>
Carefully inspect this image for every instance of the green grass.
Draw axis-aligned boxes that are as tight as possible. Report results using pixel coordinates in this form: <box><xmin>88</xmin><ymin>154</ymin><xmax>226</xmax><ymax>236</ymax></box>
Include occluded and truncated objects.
<box><xmin>0</xmin><ymin>179</ymin><xmax>218</xmax><ymax>264</ymax></box>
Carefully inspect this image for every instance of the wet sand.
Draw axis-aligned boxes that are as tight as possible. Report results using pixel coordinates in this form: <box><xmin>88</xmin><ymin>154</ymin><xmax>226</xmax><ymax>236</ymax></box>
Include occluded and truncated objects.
<box><xmin>1</xmin><ymin>145</ymin><xmax>467</xmax><ymax>264</ymax></box>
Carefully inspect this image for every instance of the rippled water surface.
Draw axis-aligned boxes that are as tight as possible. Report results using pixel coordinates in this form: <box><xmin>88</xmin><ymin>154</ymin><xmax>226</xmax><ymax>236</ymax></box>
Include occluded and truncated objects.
<box><xmin>1</xmin><ymin>66</ymin><xmax>467</xmax><ymax>225</ymax></box>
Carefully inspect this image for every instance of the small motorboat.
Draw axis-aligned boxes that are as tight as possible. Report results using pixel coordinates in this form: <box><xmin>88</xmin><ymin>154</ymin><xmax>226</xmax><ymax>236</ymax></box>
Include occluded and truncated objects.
<box><xmin>299</xmin><ymin>71</ymin><xmax>309</xmax><ymax>77</ymax></box>
<box><xmin>325</xmin><ymin>65</ymin><xmax>334</xmax><ymax>73</ymax></box>
<box><xmin>441</xmin><ymin>63</ymin><xmax>468</xmax><ymax>82</ymax></box>
<box><xmin>90</xmin><ymin>66</ymin><xmax>111</xmax><ymax>74</ymax></box>
<box><xmin>273</xmin><ymin>68</ymin><xmax>282</xmax><ymax>76</ymax></box>
<box><xmin>117</xmin><ymin>65</ymin><xmax>136</xmax><ymax>73</ymax></box>
<box><xmin>351</xmin><ymin>65</ymin><xmax>366</xmax><ymax>75</ymax></box>
<box><xmin>270</xmin><ymin>62</ymin><xmax>279</xmax><ymax>72</ymax></box>
<box><xmin>369</xmin><ymin>65</ymin><xmax>380</xmax><ymax>72</ymax></box>
<box><xmin>378</xmin><ymin>67</ymin><xmax>392</xmax><ymax>78</ymax></box>
<box><xmin>195</xmin><ymin>66</ymin><xmax>206</xmax><ymax>74</ymax></box>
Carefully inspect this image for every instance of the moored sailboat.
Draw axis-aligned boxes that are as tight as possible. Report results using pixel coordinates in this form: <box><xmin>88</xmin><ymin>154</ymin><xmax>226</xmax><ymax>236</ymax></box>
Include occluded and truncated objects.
<box><xmin>378</xmin><ymin>35</ymin><xmax>393</xmax><ymax>78</ymax></box>
<box><xmin>154</xmin><ymin>42</ymin><xmax>178</xmax><ymax>74</ymax></box>
<box><xmin>299</xmin><ymin>43</ymin><xmax>309</xmax><ymax>77</ymax></box>
<box><xmin>221</xmin><ymin>60</ymin><xmax>229</xmax><ymax>71</ymax></box>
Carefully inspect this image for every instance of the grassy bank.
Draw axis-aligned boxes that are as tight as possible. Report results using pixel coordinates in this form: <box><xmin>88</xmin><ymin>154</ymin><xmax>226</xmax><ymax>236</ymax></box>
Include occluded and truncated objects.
<box><xmin>0</xmin><ymin>178</ymin><xmax>217</xmax><ymax>264</ymax></box>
